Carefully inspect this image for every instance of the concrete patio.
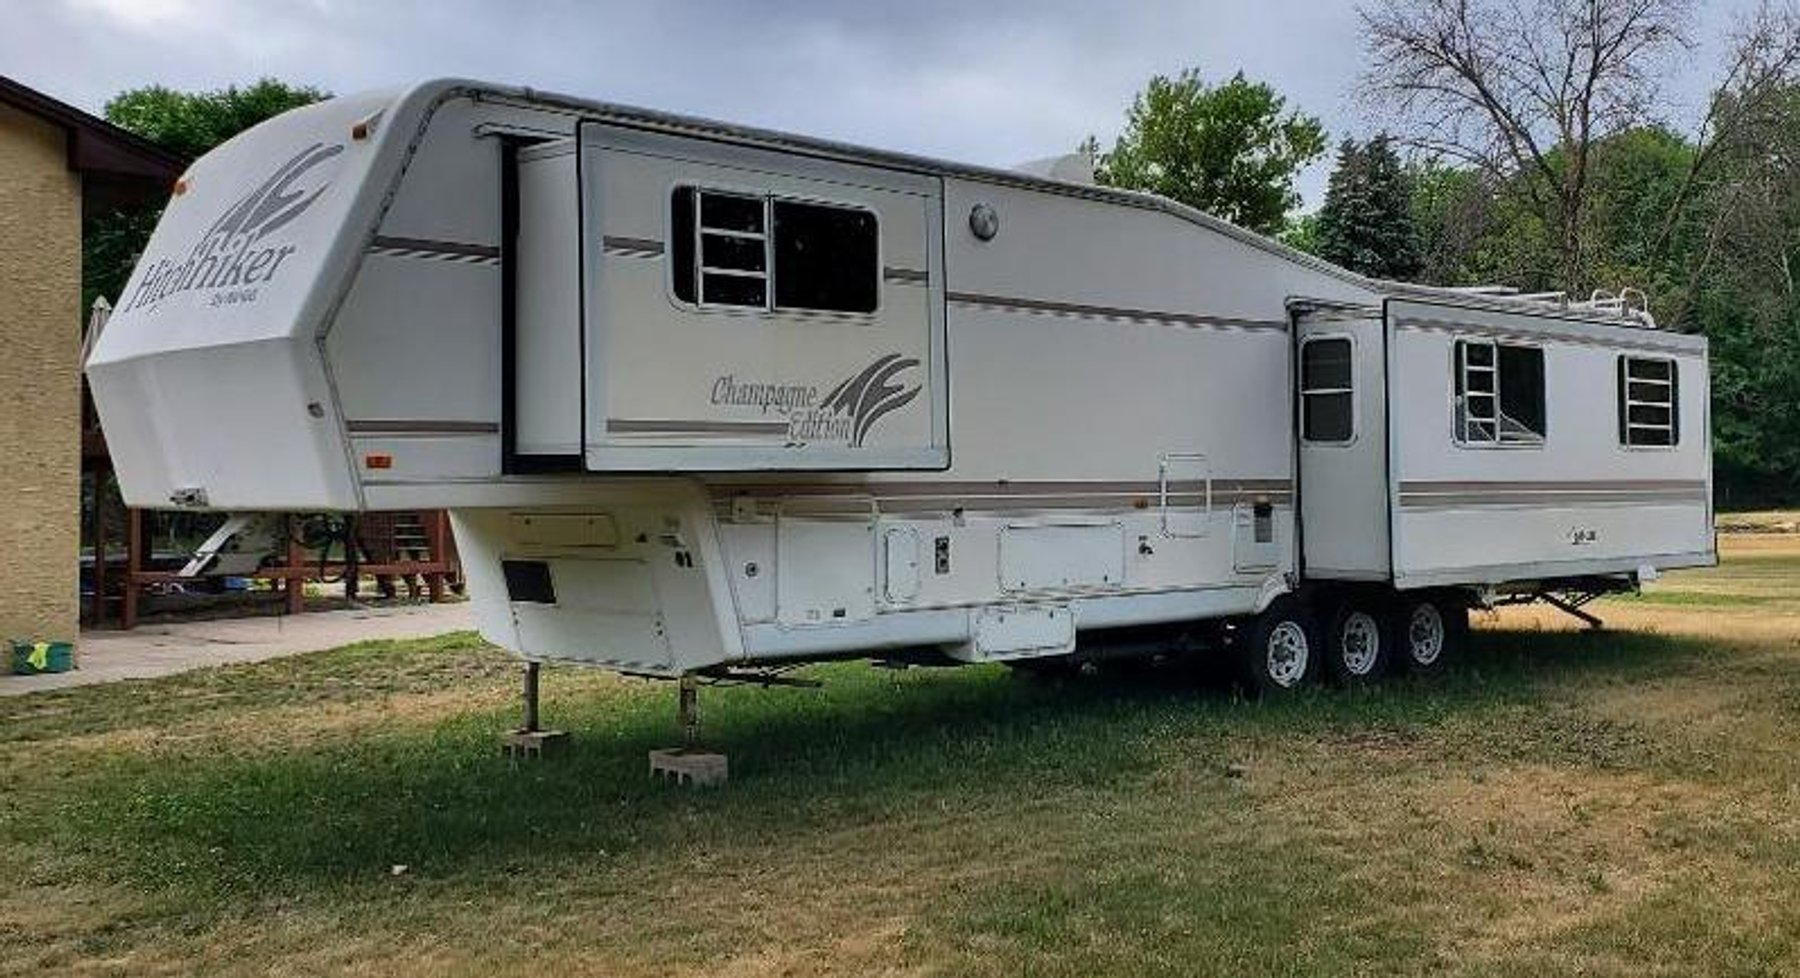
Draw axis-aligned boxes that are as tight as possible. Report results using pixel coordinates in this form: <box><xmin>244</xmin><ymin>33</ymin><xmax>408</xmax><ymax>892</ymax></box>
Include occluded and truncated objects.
<box><xmin>1</xmin><ymin>601</ymin><xmax>475</xmax><ymax>696</ymax></box>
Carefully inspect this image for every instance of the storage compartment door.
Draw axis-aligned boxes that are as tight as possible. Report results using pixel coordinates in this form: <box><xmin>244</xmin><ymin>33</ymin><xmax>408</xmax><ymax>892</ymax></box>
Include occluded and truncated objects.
<box><xmin>777</xmin><ymin>510</ymin><xmax>877</xmax><ymax>625</ymax></box>
<box><xmin>576</xmin><ymin>122</ymin><xmax>948</xmax><ymax>472</ymax></box>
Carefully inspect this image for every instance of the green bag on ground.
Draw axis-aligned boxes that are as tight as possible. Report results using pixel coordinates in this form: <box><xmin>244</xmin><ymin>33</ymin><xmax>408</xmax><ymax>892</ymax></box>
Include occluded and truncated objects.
<box><xmin>9</xmin><ymin>640</ymin><xmax>74</xmax><ymax>675</ymax></box>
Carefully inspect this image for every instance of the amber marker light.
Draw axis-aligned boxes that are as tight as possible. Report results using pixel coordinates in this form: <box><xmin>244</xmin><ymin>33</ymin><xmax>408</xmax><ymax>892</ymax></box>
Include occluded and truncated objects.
<box><xmin>364</xmin><ymin>453</ymin><xmax>395</xmax><ymax>470</ymax></box>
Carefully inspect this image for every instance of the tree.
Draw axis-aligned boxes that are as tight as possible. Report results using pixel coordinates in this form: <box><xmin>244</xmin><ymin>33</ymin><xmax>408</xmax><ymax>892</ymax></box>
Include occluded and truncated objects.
<box><xmin>1408</xmin><ymin>158</ymin><xmax>1500</xmax><ymax>286</ymax></box>
<box><xmin>1092</xmin><ymin>69</ymin><xmax>1327</xmax><ymax>234</ymax></box>
<box><xmin>85</xmin><ymin>79</ymin><xmax>328</xmax><ymax>309</ymax></box>
<box><xmin>103</xmin><ymin>78</ymin><xmax>328</xmax><ymax>160</ymax></box>
<box><xmin>1316</xmin><ymin>135</ymin><xmax>1423</xmax><ymax>279</ymax></box>
<box><xmin>1279</xmin><ymin>212</ymin><xmax>1323</xmax><ymax>255</ymax></box>
<box><xmin>1359</xmin><ymin>0</ymin><xmax>1800</xmax><ymax>296</ymax></box>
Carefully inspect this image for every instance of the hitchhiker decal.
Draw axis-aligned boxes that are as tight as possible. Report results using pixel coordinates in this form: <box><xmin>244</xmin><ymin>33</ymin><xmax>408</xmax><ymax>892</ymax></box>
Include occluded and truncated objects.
<box><xmin>123</xmin><ymin>141</ymin><xmax>345</xmax><ymax>313</ymax></box>
<box><xmin>710</xmin><ymin>353</ymin><xmax>922</xmax><ymax>446</ymax></box>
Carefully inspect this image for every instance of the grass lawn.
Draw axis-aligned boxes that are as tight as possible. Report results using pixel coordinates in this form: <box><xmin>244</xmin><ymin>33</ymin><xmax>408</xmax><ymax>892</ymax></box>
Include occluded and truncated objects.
<box><xmin>6</xmin><ymin>537</ymin><xmax>1800</xmax><ymax>976</ymax></box>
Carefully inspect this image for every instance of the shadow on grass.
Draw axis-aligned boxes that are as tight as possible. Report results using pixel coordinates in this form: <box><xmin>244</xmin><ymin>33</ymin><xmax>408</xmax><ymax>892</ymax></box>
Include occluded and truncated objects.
<box><xmin>43</xmin><ymin>624</ymin><xmax>1724</xmax><ymax>901</ymax></box>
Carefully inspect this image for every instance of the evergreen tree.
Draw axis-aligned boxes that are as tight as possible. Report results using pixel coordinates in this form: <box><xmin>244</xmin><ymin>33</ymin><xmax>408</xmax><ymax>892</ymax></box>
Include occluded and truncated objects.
<box><xmin>1316</xmin><ymin>135</ymin><xmax>1422</xmax><ymax>280</ymax></box>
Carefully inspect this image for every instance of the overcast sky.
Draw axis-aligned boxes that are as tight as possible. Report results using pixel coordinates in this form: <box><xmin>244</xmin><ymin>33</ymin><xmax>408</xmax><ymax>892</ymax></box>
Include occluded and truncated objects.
<box><xmin>0</xmin><ymin>0</ymin><xmax>1770</xmax><ymax>207</ymax></box>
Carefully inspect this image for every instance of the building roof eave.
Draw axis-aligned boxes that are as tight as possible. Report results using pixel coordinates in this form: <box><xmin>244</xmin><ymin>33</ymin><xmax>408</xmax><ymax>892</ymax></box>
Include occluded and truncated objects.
<box><xmin>0</xmin><ymin>75</ymin><xmax>187</xmax><ymax>184</ymax></box>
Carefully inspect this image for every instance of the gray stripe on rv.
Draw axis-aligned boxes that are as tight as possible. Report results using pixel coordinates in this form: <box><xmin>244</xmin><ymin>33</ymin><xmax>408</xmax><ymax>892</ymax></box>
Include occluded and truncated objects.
<box><xmin>947</xmin><ymin>292</ymin><xmax>1289</xmax><ymax>332</ymax></box>
<box><xmin>368</xmin><ymin>235</ymin><xmax>501</xmax><ymax>261</ymax></box>
<box><xmin>609</xmin><ymin>419</ymin><xmax>791</xmax><ymax>435</ymax></box>
<box><xmin>346</xmin><ymin>420</ymin><xmax>501</xmax><ymax>435</ymax></box>
<box><xmin>601</xmin><ymin>235</ymin><xmax>665</xmax><ymax>256</ymax></box>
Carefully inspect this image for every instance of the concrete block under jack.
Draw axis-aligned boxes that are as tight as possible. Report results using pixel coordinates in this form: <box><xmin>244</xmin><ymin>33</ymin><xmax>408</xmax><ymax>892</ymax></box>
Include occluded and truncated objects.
<box><xmin>649</xmin><ymin>748</ymin><xmax>728</xmax><ymax>786</ymax></box>
<box><xmin>501</xmin><ymin>728</ymin><xmax>569</xmax><ymax>759</ymax></box>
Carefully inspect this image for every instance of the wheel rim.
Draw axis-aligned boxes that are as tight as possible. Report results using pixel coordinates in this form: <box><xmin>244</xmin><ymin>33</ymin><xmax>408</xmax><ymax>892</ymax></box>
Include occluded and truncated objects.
<box><xmin>1340</xmin><ymin>610</ymin><xmax>1381</xmax><ymax>675</ymax></box>
<box><xmin>1407</xmin><ymin>603</ymin><xmax>1446</xmax><ymax>666</ymax></box>
<box><xmin>1266</xmin><ymin>620</ymin><xmax>1310</xmax><ymax>688</ymax></box>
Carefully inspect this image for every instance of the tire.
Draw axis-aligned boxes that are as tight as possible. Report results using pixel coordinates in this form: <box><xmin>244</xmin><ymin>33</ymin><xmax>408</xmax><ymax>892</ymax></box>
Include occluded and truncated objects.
<box><xmin>1324</xmin><ymin>597</ymin><xmax>1392</xmax><ymax>685</ymax></box>
<box><xmin>1238</xmin><ymin>596</ymin><xmax>1318</xmax><ymax>696</ymax></box>
<box><xmin>1391</xmin><ymin>592</ymin><xmax>1468</xmax><ymax>676</ymax></box>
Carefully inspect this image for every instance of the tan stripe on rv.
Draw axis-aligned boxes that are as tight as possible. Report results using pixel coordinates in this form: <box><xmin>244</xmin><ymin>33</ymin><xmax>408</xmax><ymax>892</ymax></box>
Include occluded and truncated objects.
<box><xmin>708</xmin><ymin>478</ymin><xmax>1289</xmax><ymax>498</ymax></box>
<box><xmin>1397</xmin><ymin>479</ymin><xmax>1709</xmax><ymax>509</ymax></box>
<box><xmin>707</xmin><ymin>478</ymin><xmax>1292</xmax><ymax>516</ymax></box>
<box><xmin>1399</xmin><ymin>479</ymin><xmax>1708</xmax><ymax>493</ymax></box>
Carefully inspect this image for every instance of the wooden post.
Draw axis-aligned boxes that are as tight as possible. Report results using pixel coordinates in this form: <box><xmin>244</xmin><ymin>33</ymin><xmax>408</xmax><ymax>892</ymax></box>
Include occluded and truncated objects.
<box><xmin>121</xmin><ymin>507</ymin><xmax>142</xmax><ymax>630</ymax></box>
<box><xmin>523</xmin><ymin>660</ymin><xmax>541</xmax><ymax>733</ymax></box>
<box><xmin>426</xmin><ymin>511</ymin><xmax>447</xmax><ymax>603</ymax></box>
<box><xmin>285</xmin><ymin>516</ymin><xmax>306</xmax><ymax>615</ymax></box>
<box><xmin>88</xmin><ymin>467</ymin><xmax>107</xmax><ymax>625</ymax></box>
<box><xmin>344</xmin><ymin>514</ymin><xmax>360</xmax><ymax>602</ymax></box>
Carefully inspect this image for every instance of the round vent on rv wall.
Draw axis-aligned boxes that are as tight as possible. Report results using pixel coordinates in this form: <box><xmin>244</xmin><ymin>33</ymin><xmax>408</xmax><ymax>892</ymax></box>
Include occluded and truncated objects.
<box><xmin>969</xmin><ymin>203</ymin><xmax>999</xmax><ymax>241</ymax></box>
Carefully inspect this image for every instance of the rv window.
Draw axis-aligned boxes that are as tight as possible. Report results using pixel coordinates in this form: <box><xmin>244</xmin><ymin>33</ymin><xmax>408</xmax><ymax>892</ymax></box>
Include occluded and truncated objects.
<box><xmin>774</xmin><ymin>201</ymin><xmax>878</xmax><ymax>313</ymax></box>
<box><xmin>670</xmin><ymin>188</ymin><xmax>879</xmax><ymax>314</ymax></box>
<box><xmin>670</xmin><ymin>186</ymin><xmax>769</xmax><ymax>310</ymax></box>
<box><xmin>1618</xmin><ymin>356</ymin><xmax>1679</xmax><ymax>447</ymax></box>
<box><xmin>1455</xmin><ymin>340</ymin><xmax>1545</xmax><ymax>446</ymax></box>
<box><xmin>1300</xmin><ymin>337</ymin><xmax>1354</xmax><ymax>443</ymax></box>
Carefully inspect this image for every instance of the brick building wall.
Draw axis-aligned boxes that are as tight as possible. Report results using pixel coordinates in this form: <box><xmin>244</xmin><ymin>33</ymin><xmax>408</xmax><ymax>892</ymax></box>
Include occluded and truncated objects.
<box><xmin>0</xmin><ymin>101</ymin><xmax>81</xmax><ymax>647</ymax></box>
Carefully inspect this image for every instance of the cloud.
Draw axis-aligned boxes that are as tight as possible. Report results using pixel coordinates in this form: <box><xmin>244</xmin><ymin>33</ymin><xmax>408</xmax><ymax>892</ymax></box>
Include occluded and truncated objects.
<box><xmin>1</xmin><ymin>0</ymin><xmax>1769</xmax><ymax>207</ymax></box>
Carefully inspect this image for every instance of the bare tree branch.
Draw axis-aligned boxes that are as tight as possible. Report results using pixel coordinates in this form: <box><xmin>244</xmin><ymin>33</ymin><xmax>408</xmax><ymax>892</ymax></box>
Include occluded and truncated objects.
<box><xmin>1358</xmin><ymin>0</ymin><xmax>1693</xmax><ymax>290</ymax></box>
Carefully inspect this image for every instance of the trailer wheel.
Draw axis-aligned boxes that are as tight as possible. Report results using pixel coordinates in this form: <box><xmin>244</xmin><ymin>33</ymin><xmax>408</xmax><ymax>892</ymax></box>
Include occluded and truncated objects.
<box><xmin>1324</xmin><ymin>599</ymin><xmax>1391</xmax><ymax>685</ymax></box>
<box><xmin>1239</xmin><ymin>597</ymin><xmax>1317</xmax><ymax>696</ymax></box>
<box><xmin>1393</xmin><ymin>593</ymin><xmax>1467</xmax><ymax>675</ymax></box>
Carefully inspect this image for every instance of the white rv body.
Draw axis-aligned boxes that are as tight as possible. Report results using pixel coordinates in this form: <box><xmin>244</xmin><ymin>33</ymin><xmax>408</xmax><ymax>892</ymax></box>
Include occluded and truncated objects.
<box><xmin>87</xmin><ymin>81</ymin><xmax>1714</xmax><ymax>679</ymax></box>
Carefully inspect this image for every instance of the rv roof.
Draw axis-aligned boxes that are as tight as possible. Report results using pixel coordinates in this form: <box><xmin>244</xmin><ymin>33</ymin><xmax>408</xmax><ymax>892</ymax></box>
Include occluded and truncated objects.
<box><xmin>431</xmin><ymin>79</ymin><xmax>1664</xmax><ymax>331</ymax></box>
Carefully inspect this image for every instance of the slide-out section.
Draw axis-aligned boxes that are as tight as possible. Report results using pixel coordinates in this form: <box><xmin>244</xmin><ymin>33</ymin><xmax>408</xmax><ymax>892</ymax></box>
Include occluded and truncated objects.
<box><xmin>504</xmin><ymin>122</ymin><xmax>953</xmax><ymax>474</ymax></box>
<box><xmin>1384</xmin><ymin>298</ymin><xmax>1714</xmax><ymax>588</ymax></box>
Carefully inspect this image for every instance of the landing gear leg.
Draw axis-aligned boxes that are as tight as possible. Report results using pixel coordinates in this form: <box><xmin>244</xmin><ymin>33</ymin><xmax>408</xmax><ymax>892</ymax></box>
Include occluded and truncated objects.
<box><xmin>679</xmin><ymin>673</ymin><xmax>700</xmax><ymax>749</ymax></box>
<box><xmin>650</xmin><ymin>674</ymin><xmax>729</xmax><ymax>787</ymax></box>
<box><xmin>501</xmin><ymin>660</ymin><xmax>569</xmax><ymax>759</ymax></box>
<box><xmin>1540</xmin><ymin>591</ymin><xmax>1605</xmax><ymax>631</ymax></box>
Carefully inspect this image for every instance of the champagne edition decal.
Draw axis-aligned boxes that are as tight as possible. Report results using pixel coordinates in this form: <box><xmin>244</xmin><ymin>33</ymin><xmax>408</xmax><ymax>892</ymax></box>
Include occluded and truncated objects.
<box><xmin>712</xmin><ymin>353</ymin><xmax>922</xmax><ymax>446</ymax></box>
<box><xmin>124</xmin><ymin>142</ymin><xmax>345</xmax><ymax>313</ymax></box>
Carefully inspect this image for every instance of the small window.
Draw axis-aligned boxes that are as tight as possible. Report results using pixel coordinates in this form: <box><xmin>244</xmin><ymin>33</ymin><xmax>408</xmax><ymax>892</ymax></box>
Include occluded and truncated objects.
<box><xmin>1455</xmin><ymin>339</ymin><xmax>1545</xmax><ymax>445</ymax></box>
<box><xmin>1300</xmin><ymin>337</ymin><xmax>1354</xmax><ymax>443</ymax></box>
<box><xmin>670</xmin><ymin>187</ymin><xmax>879</xmax><ymax>314</ymax></box>
<box><xmin>672</xmin><ymin>187</ymin><xmax>769</xmax><ymax>309</ymax></box>
<box><xmin>774</xmin><ymin>200</ymin><xmax>878</xmax><ymax>313</ymax></box>
<box><xmin>1618</xmin><ymin>356</ymin><xmax>1679</xmax><ymax>447</ymax></box>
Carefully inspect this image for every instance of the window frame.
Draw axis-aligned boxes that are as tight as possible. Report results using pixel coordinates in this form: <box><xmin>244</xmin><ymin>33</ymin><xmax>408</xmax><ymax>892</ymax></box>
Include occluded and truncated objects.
<box><xmin>1452</xmin><ymin>337</ymin><xmax>1548</xmax><ymax>449</ymax></box>
<box><xmin>1617</xmin><ymin>354</ymin><xmax>1680</xmax><ymax>450</ymax></box>
<box><xmin>693</xmin><ymin>187</ymin><xmax>771</xmax><ymax>310</ymax></box>
<box><xmin>666</xmin><ymin>182</ymin><xmax>883</xmax><ymax>319</ymax></box>
<box><xmin>1299</xmin><ymin>333</ymin><xmax>1358</xmax><ymax>446</ymax></box>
